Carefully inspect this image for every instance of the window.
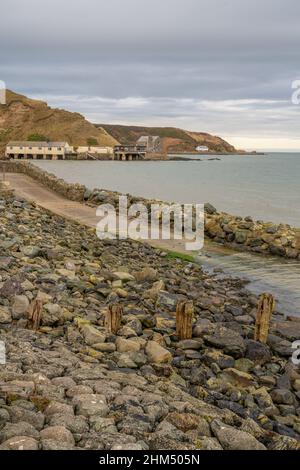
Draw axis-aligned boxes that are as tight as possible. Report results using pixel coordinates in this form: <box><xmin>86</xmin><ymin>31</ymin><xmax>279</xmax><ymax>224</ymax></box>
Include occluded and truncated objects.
<box><xmin>57</xmin><ymin>147</ymin><xmax>61</xmax><ymax>151</ymax></box>
<box><xmin>48</xmin><ymin>147</ymin><xmax>52</xmax><ymax>151</ymax></box>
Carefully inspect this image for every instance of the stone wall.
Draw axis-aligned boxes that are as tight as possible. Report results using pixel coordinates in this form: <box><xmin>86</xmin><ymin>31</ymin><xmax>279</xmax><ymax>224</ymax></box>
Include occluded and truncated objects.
<box><xmin>0</xmin><ymin>160</ymin><xmax>299</xmax><ymax>260</ymax></box>
<box><xmin>0</xmin><ymin>161</ymin><xmax>86</xmax><ymax>201</ymax></box>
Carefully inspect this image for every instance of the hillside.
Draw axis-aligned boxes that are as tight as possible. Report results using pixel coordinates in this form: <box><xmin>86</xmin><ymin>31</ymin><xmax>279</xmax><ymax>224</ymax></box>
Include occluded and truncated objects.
<box><xmin>98</xmin><ymin>124</ymin><xmax>237</xmax><ymax>153</ymax></box>
<box><xmin>0</xmin><ymin>90</ymin><xmax>118</xmax><ymax>151</ymax></box>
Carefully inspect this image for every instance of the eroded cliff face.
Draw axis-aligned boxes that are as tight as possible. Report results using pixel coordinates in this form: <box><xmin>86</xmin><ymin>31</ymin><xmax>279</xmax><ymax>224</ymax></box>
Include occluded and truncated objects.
<box><xmin>0</xmin><ymin>90</ymin><xmax>118</xmax><ymax>151</ymax></box>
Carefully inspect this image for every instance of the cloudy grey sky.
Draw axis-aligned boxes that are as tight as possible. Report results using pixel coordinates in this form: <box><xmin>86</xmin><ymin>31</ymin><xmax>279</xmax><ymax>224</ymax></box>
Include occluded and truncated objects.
<box><xmin>1</xmin><ymin>0</ymin><xmax>300</xmax><ymax>150</ymax></box>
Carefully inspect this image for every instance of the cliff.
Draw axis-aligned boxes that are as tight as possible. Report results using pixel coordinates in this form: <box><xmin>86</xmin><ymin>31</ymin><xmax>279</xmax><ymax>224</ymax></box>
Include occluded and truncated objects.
<box><xmin>0</xmin><ymin>90</ymin><xmax>118</xmax><ymax>151</ymax></box>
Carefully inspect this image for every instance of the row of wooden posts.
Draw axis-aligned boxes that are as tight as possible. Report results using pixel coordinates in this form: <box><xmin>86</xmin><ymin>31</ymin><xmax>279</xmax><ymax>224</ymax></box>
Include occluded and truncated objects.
<box><xmin>26</xmin><ymin>293</ymin><xmax>275</xmax><ymax>344</ymax></box>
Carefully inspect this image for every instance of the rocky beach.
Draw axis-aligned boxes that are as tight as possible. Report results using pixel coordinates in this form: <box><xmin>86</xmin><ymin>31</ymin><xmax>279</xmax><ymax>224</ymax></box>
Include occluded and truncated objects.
<box><xmin>0</xmin><ymin>186</ymin><xmax>300</xmax><ymax>451</ymax></box>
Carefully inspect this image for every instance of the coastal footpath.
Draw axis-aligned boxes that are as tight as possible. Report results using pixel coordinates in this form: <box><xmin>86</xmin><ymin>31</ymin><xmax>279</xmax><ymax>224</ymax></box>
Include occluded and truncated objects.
<box><xmin>0</xmin><ymin>186</ymin><xmax>300</xmax><ymax>450</ymax></box>
<box><xmin>0</xmin><ymin>161</ymin><xmax>299</xmax><ymax>261</ymax></box>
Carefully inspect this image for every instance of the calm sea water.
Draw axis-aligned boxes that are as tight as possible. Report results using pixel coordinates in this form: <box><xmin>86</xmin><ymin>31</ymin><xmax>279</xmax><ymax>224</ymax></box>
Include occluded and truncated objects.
<box><xmin>33</xmin><ymin>154</ymin><xmax>300</xmax><ymax>316</ymax></box>
<box><xmin>34</xmin><ymin>153</ymin><xmax>300</xmax><ymax>227</ymax></box>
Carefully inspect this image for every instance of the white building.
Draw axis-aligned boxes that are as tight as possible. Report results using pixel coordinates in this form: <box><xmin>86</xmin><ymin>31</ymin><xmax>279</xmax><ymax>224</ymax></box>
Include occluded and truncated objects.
<box><xmin>75</xmin><ymin>146</ymin><xmax>113</xmax><ymax>155</ymax></box>
<box><xmin>195</xmin><ymin>145</ymin><xmax>209</xmax><ymax>152</ymax></box>
<box><xmin>6</xmin><ymin>141</ymin><xmax>72</xmax><ymax>160</ymax></box>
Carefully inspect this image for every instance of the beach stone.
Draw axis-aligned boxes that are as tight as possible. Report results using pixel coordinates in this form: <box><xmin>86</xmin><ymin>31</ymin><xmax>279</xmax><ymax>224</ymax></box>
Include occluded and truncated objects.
<box><xmin>0</xmin><ymin>409</ymin><xmax>10</xmax><ymax>428</ymax></box>
<box><xmin>177</xmin><ymin>339</ymin><xmax>203</xmax><ymax>350</ymax></box>
<box><xmin>220</xmin><ymin>368</ymin><xmax>254</xmax><ymax>388</ymax></box>
<box><xmin>49</xmin><ymin>413</ymin><xmax>88</xmax><ymax>434</ymax></box>
<box><xmin>117</xmin><ymin>353</ymin><xmax>138</xmax><ymax>369</ymax></box>
<box><xmin>73</xmin><ymin>394</ymin><xmax>109</xmax><ymax>418</ymax></box>
<box><xmin>111</xmin><ymin>442</ymin><xmax>145</xmax><ymax>450</ymax></box>
<box><xmin>234</xmin><ymin>358</ymin><xmax>254</xmax><ymax>373</ymax></box>
<box><xmin>0</xmin><ymin>421</ymin><xmax>39</xmax><ymax>441</ymax></box>
<box><xmin>116</xmin><ymin>337</ymin><xmax>141</xmax><ymax>353</ymax></box>
<box><xmin>42</xmin><ymin>303</ymin><xmax>62</xmax><ymax>326</ymax></box>
<box><xmin>204</xmin><ymin>325</ymin><xmax>246</xmax><ymax>358</ymax></box>
<box><xmin>157</xmin><ymin>291</ymin><xmax>178</xmax><ymax>310</ymax></box>
<box><xmin>41</xmin><ymin>439</ymin><xmax>75</xmax><ymax>450</ymax></box>
<box><xmin>113</xmin><ymin>272</ymin><xmax>135</xmax><ymax>282</ymax></box>
<box><xmin>44</xmin><ymin>401</ymin><xmax>74</xmax><ymax>417</ymax></box>
<box><xmin>8</xmin><ymin>407</ymin><xmax>45</xmax><ymax>431</ymax></box>
<box><xmin>40</xmin><ymin>426</ymin><xmax>75</xmax><ymax>445</ymax></box>
<box><xmin>267</xmin><ymin>335</ymin><xmax>292</xmax><ymax>357</ymax></box>
<box><xmin>80</xmin><ymin>324</ymin><xmax>106</xmax><ymax>345</ymax></box>
<box><xmin>0</xmin><ymin>306</ymin><xmax>12</xmax><ymax>323</ymax></box>
<box><xmin>21</xmin><ymin>245</ymin><xmax>41</xmax><ymax>258</ymax></box>
<box><xmin>0</xmin><ymin>436</ymin><xmax>39</xmax><ymax>450</ymax></box>
<box><xmin>293</xmin><ymin>379</ymin><xmax>300</xmax><ymax>391</ymax></box>
<box><xmin>235</xmin><ymin>231</ymin><xmax>248</xmax><ymax>244</ymax></box>
<box><xmin>205</xmin><ymin>203</ymin><xmax>217</xmax><ymax>215</ymax></box>
<box><xmin>92</xmin><ymin>342</ymin><xmax>116</xmax><ymax>352</ymax></box>
<box><xmin>245</xmin><ymin>340</ymin><xmax>272</xmax><ymax>364</ymax></box>
<box><xmin>166</xmin><ymin>412</ymin><xmax>211</xmax><ymax>436</ymax></box>
<box><xmin>273</xmin><ymin>321</ymin><xmax>300</xmax><ymax>342</ymax></box>
<box><xmin>270</xmin><ymin>389</ymin><xmax>294</xmax><ymax>405</ymax></box>
<box><xmin>195</xmin><ymin>437</ymin><xmax>223</xmax><ymax>450</ymax></box>
<box><xmin>11</xmin><ymin>295</ymin><xmax>29</xmax><ymax>319</ymax></box>
<box><xmin>0</xmin><ymin>278</ymin><xmax>23</xmax><ymax>298</ymax></box>
<box><xmin>145</xmin><ymin>341</ymin><xmax>172</xmax><ymax>363</ymax></box>
<box><xmin>211</xmin><ymin>420</ymin><xmax>266</xmax><ymax>450</ymax></box>
<box><xmin>202</xmin><ymin>349</ymin><xmax>235</xmax><ymax>369</ymax></box>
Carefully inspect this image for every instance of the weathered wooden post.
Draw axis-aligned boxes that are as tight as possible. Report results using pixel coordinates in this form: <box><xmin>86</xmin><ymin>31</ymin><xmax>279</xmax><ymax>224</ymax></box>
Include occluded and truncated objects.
<box><xmin>27</xmin><ymin>299</ymin><xmax>43</xmax><ymax>330</ymax></box>
<box><xmin>176</xmin><ymin>300</ymin><xmax>194</xmax><ymax>340</ymax></box>
<box><xmin>254</xmin><ymin>293</ymin><xmax>275</xmax><ymax>343</ymax></box>
<box><xmin>105</xmin><ymin>303</ymin><xmax>123</xmax><ymax>334</ymax></box>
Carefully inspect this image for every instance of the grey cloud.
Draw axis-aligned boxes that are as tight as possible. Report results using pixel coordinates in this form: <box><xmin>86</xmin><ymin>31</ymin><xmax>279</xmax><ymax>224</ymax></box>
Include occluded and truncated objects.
<box><xmin>1</xmin><ymin>0</ymin><xmax>300</xmax><ymax>150</ymax></box>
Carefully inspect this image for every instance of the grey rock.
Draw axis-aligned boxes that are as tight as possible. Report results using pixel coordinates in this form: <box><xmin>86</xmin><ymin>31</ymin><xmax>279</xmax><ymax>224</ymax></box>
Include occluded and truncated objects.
<box><xmin>40</xmin><ymin>425</ymin><xmax>75</xmax><ymax>445</ymax></box>
<box><xmin>211</xmin><ymin>420</ymin><xmax>266</xmax><ymax>450</ymax></box>
<box><xmin>0</xmin><ymin>436</ymin><xmax>39</xmax><ymax>450</ymax></box>
<box><xmin>73</xmin><ymin>394</ymin><xmax>109</xmax><ymax>418</ymax></box>
<box><xmin>204</xmin><ymin>325</ymin><xmax>246</xmax><ymax>358</ymax></box>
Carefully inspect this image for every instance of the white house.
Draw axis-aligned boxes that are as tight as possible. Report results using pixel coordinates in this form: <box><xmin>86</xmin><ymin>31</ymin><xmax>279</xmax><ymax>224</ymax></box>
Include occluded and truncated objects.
<box><xmin>195</xmin><ymin>145</ymin><xmax>209</xmax><ymax>152</ymax></box>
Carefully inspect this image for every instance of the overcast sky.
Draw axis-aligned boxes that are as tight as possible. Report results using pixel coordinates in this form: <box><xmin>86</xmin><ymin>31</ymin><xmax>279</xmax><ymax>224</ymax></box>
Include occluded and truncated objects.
<box><xmin>1</xmin><ymin>0</ymin><xmax>300</xmax><ymax>150</ymax></box>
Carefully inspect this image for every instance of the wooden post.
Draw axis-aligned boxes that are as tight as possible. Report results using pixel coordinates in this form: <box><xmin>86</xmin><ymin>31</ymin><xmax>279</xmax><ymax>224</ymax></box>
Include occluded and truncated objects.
<box><xmin>254</xmin><ymin>293</ymin><xmax>275</xmax><ymax>343</ymax></box>
<box><xmin>27</xmin><ymin>299</ymin><xmax>43</xmax><ymax>330</ymax></box>
<box><xmin>176</xmin><ymin>300</ymin><xmax>194</xmax><ymax>340</ymax></box>
<box><xmin>105</xmin><ymin>304</ymin><xmax>123</xmax><ymax>334</ymax></box>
